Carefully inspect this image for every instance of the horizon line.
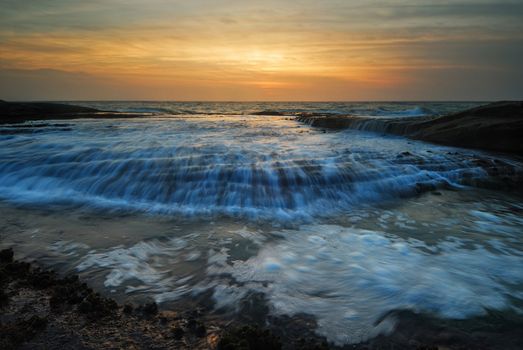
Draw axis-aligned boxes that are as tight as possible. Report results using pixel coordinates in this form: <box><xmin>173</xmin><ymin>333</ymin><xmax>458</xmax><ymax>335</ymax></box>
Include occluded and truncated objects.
<box><xmin>4</xmin><ymin>99</ymin><xmax>502</xmax><ymax>104</ymax></box>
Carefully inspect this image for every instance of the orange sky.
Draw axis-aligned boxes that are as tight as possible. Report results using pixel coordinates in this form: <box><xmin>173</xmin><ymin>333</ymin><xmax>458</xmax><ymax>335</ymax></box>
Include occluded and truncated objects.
<box><xmin>1</xmin><ymin>0</ymin><xmax>522</xmax><ymax>101</ymax></box>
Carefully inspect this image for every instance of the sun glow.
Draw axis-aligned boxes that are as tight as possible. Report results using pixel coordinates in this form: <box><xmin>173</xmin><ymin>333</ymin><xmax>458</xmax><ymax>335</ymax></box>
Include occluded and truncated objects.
<box><xmin>1</xmin><ymin>0</ymin><xmax>521</xmax><ymax>100</ymax></box>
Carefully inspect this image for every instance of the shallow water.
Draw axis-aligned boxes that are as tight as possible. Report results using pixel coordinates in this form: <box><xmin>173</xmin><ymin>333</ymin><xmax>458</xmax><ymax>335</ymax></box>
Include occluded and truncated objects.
<box><xmin>1</xmin><ymin>102</ymin><xmax>522</xmax><ymax>345</ymax></box>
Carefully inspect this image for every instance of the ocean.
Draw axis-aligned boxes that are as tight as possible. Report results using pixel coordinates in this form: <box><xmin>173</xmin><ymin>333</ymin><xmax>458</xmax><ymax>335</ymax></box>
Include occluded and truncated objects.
<box><xmin>1</xmin><ymin>101</ymin><xmax>522</xmax><ymax>344</ymax></box>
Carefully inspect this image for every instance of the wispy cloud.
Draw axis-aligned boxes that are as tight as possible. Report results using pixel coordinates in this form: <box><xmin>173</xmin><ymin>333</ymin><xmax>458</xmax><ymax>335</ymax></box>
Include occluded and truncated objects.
<box><xmin>0</xmin><ymin>0</ymin><xmax>522</xmax><ymax>100</ymax></box>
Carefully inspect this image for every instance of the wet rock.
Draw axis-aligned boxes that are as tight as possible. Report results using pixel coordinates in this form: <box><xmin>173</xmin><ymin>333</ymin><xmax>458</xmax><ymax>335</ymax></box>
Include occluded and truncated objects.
<box><xmin>0</xmin><ymin>266</ymin><xmax>6</xmax><ymax>285</ymax></box>
<box><xmin>415</xmin><ymin>182</ymin><xmax>437</xmax><ymax>194</ymax></box>
<box><xmin>29</xmin><ymin>268</ymin><xmax>58</xmax><ymax>289</ymax></box>
<box><xmin>78</xmin><ymin>292</ymin><xmax>118</xmax><ymax>317</ymax></box>
<box><xmin>63</xmin><ymin>274</ymin><xmax>80</xmax><ymax>284</ymax></box>
<box><xmin>0</xmin><ymin>100</ymin><xmax>153</xmax><ymax>124</ymax></box>
<box><xmin>123</xmin><ymin>303</ymin><xmax>133</xmax><ymax>314</ymax></box>
<box><xmin>252</xmin><ymin>110</ymin><xmax>285</xmax><ymax>116</ymax></box>
<box><xmin>50</xmin><ymin>283</ymin><xmax>87</xmax><ymax>309</ymax></box>
<box><xmin>0</xmin><ymin>248</ymin><xmax>14</xmax><ymax>263</ymax></box>
<box><xmin>158</xmin><ymin>310</ymin><xmax>178</xmax><ymax>325</ymax></box>
<box><xmin>0</xmin><ymin>315</ymin><xmax>48</xmax><ymax>348</ymax></box>
<box><xmin>187</xmin><ymin>318</ymin><xmax>206</xmax><ymax>337</ymax></box>
<box><xmin>217</xmin><ymin>325</ymin><xmax>282</xmax><ymax>350</ymax></box>
<box><xmin>4</xmin><ymin>261</ymin><xmax>31</xmax><ymax>277</ymax></box>
<box><xmin>172</xmin><ymin>326</ymin><xmax>185</xmax><ymax>340</ymax></box>
<box><xmin>0</xmin><ymin>289</ymin><xmax>8</xmax><ymax>306</ymax></box>
<box><xmin>297</xmin><ymin>102</ymin><xmax>523</xmax><ymax>155</ymax></box>
<box><xmin>295</xmin><ymin>338</ymin><xmax>330</xmax><ymax>350</ymax></box>
<box><xmin>141</xmin><ymin>301</ymin><xmax>158</xmax><ymax>316</ymax></box>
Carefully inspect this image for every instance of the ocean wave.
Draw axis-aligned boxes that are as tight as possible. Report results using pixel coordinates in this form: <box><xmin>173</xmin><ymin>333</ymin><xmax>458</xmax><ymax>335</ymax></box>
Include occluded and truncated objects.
<box><xmin>60</xmin><ymin>101</ymin><xmax>481</xmax><ymax>118</ymax></box>
<box><xmin>372</xmin><ymin>106</ymin><xmax>434</xmax><ymax>117</ymax></box>
<box><xmin>0</xmin><ymin>149</ymin><xmax>492</xmax><ymax>221</ymax></box>
<box><xmin>1</xmin><ymin>116</ymin><xmax>521</xmax><ymax>221</ymax></box>
<box><xmin>73</xmin><ymin>224</ymin><xmax>523</xmax><ymax>344</ymax></box>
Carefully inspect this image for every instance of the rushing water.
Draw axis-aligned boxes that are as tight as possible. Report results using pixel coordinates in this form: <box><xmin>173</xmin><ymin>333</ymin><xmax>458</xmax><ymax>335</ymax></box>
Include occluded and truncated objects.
<box><xmin>0</xmin><ymin>102</ymin><xmax>522</xmax><ymax>345</ymax></box>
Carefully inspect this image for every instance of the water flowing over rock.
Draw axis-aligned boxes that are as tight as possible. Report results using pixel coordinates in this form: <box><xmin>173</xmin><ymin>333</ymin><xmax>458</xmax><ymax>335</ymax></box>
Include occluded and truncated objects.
<box><xmin>296</xmin><ymin>101</ymin><xmax>523</xmax><ymax>155</ymax></box>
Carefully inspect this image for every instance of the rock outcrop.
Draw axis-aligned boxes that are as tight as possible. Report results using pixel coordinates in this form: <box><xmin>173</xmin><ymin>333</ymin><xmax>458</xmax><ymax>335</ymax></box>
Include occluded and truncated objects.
<box><xmin>296</xmin><ymin>101</ymin><xmax>523</xmax><ymax>155</ymax></box>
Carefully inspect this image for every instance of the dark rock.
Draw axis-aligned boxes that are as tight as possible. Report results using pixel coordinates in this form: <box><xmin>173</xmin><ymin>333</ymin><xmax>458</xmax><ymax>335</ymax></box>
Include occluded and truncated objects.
<box><xmin>4</xmin><ymin>261</ymin><xmax>31</xmax><ymax>276</ymax></box>
<box><xmin>63</xmin><ymin>274</ymin><xmax>80</xmax><ymax>284</ymax></box>
<box><xmin>252</xmin><ymin>110</ymin><xmax>285</xmax><ymax>116</ymax></box>
<box><xmin>0</xmin><ymin>100</ymin><xmax>152</xmax><ymax>124</ymax></box>
<box><xmin>29</xmin><ymin>269</ymin><xmax>58</xmax><ymax>289</ymax></box>
<box><xmin>0</xmin><ymin>289</ymin><xmax>8</xmax><ymax>306</ymax></box>
<box><xmin>123</xmin><ymin>303</ymin><xmax>133</xmax><ymax>314</ymax></box>
<box><xmin>398</xmin><ymin>151</ymin><xmax>413</xmax><ymax>158</ymax></box>
<box><xmin>0</xmin><ymin>266</ymin><xmax>7</xmax><ymax>285</ymax></box>
<box><xmin>415</xmin><ymin>182</ymin><xmax>437</xmax><ymax>194</ymax></box>
<box><xmin>0</xmin><ymin>248</ymin><xmax>14</xmax><ymax>263</ymax></box>
<box><xmin>295</xmin><ymin>338</ymin><xmax>330</xmax><ymax>350</ymax></box>
<box><xmin>172</xmin><ymin>326</ymin><xmax>185</xmax><ymax>340</ymax></box>
<box><xmin>217</xmin><ymin>325</ymin><xmax>282</xmax><ymax>350</ymax></box>
<box><xmin>50</xmin><ymin>283</ymin><xmax>87</xmax><ymax>309</ymax></box>
<box><xmin>188</xmin><ymin>320</ymin><xmax>206</xmax><ymax>338</ymax></box>
<box><xmin>142</xmin><ymin>302</ymin><xmax>158</xmax><ymax>316</ymax></box>
<box><xmin>0</xmin><ymin>315</ymin><xmax>48</xmax><ymax>348</ymax></box>
<box><xmin>78</xmin><ymin>292</ymin><xmax>118</xmax><ymax>317</ymax></box>
<box><xmin>296</xmin><ymin>101</ymin><xmax>523</xmax><ymax>155</ymax></box>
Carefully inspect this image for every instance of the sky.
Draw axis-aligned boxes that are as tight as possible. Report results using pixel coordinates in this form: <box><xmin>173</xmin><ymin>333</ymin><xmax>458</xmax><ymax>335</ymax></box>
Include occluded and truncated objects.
<box><xmin>0</xmin><ymin>0</ymin><xmax>522</xmax><ymax>101</ymax></box>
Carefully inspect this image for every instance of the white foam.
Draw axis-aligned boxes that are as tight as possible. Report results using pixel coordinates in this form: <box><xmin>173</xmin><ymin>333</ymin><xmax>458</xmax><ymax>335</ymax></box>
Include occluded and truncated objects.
<box><xmin>70</xmin><ymin>221</ymin><xmax>523</xmax><ymax>345</ymax></box>
<box><xmin>206</xmin><ymin>225</ymin><xmax>523</xmax><ymax>344</ymax></box>
<box><xmin>0</xmin><ymin>116</ymin><xmax>514</xmax><ymax>222</ymax></box>
<box><xmin>77</xmin><ymin>237</ymin><xmax>193</xmax><ymax>298</ymax></box>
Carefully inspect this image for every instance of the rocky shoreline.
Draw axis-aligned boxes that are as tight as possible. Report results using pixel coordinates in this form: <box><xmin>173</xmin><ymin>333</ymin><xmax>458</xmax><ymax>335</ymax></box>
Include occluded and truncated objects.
<box><xmin>0</xmin><ymin>100</ymin><xmax>150</xmax><ymax>123</ymax></box>
<box><xmin>0</xmin><ymin>248</ymin><xmax>334</xmax><ymax>350</ymax></box>
<box><xmin>3</xmin><ymin>100</ymin><xmax>522</xmax><ymax>155</ymax></box>
<box><xmin>3</xmin><ymin>248</ymin><xmax>523</xmax><ymax>349</ymax></box>
<box><xmin>295</xmin><ymin>101</ymin><xmax>523</xmax><ymax>155</ymax></box>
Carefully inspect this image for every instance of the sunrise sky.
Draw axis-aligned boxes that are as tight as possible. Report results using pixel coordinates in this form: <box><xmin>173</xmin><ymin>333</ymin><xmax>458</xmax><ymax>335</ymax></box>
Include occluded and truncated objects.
<box><xmin>1</xmin><ymin>0</ymin><xmax>522</xmax><ymax>101</ymax></box>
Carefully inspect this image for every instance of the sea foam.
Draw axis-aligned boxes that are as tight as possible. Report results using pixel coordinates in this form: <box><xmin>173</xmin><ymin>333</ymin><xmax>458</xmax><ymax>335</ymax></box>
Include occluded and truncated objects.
<box><xmin>208</xmin><ymin>225</ymin><xmax>523</xmax><ymax>344</ymax></box>
<box><xmin>74</xmin><ymin>224</ymin><xmax>523</xmax><ymax>345</ymax></box>
<box><xmin>1</xmin><ymin>116</ymin><xmax>514</xmax><ymax>222</ymax></box>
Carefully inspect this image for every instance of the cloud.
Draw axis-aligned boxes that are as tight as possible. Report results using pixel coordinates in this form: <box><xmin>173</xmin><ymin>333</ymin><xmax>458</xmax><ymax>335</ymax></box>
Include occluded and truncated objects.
<box><xmin>0</xmin><ymin>0</ymin><xmax>522</xmax><ymax>100</ymax></box>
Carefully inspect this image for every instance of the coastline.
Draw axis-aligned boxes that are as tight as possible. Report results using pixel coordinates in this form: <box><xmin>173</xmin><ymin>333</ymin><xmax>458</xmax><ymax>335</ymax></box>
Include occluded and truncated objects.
<box><xmin>2</xmin><ymin>100</ymin><xmax>523</xmax><ymax>155</ymax></box>
<box><xmin>295</xmin><ymin>101</ymin><xmax>523</xmax><ymax>155</ymax></box>
<box><xmin>0</xmin><ymin>100</ymin><xmax>151</xmax><ymax>124</ymax></box>
<box><xmin>0</xmin><ymin>248</ymin><xmax>287</xmax><ymax>350</ymax></box>
<box><xmin>1</xmin><ymin>100</ymin><xmax>523</xmax><ymax>349</ymax></box>
<box><xmin>2</xmin><ymin>248</ymin><xmax>523</xmax><ymax>349</ymax></box>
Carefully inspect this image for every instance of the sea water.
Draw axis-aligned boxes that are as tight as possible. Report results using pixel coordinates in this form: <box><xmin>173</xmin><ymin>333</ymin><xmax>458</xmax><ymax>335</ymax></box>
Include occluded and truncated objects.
<box><xmin>0</xmin><ymin>102</ymin><xmax>522</xmax><ymax>344</ymax></box>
